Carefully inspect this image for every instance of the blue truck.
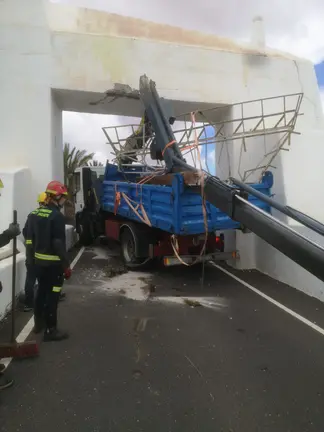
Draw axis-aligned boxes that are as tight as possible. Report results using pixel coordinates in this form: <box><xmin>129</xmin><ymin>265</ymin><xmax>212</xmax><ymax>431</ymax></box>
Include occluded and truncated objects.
<box><xmin>73</xmin><ymin>75</ymin><xmax>324</xmax><ymax>281</ymax></box>
<box><xmin>74</xmin><ymin>164</ymin><xmax>272</xmax><ymax>267</ymax></box>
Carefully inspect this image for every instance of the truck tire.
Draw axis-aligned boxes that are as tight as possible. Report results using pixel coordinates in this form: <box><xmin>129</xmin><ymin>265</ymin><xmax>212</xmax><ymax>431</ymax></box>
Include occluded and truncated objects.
<box><xmin>120</xmin><ymin>227</ymin><xmax>151</xmax><ymax>269</ymax></box>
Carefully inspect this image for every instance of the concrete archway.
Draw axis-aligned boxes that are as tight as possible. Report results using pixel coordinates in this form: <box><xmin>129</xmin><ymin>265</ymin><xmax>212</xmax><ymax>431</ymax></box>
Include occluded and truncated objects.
<box><xmin>1</xmin><ymin>0</ymin><xmax>324</xmax><ymax>309</ymax></box>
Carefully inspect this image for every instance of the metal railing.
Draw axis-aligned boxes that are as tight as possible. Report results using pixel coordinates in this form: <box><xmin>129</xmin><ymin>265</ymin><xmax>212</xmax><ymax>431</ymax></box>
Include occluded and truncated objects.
<box><xmin>102</xmin><ymin>92</ymin><xmax>303</xmax><ymax>181</ymax></box>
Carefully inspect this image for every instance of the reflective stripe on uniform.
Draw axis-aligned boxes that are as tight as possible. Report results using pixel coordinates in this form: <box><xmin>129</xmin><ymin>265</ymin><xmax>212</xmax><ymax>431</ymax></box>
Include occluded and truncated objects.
<box><xmin>26</xmin><ymin>239</ymin><xmax>32</xmax><ymax>245</ymax></box>
<box><xmin>31</xmin><ymin>208</ymin><xmax>52</xmax><ymax>215</ymax></box>
<box><xmin>52</xmin><ymin>286</ymin><xmax>62</xmax><ymax>293</ymax></box>
<box><xmin>35</xmin><ymin>252</ymin><xmax>60</xmax><ymax>261</ymax></box>
<box><xmin>37</xmin><ymin>208</ymin><xmax>52</xmax><ymax>214</ymax></box>
<box><xmin>31</xmin><ymin>209</ymin><xmax>51</xmax><ymax>218</ymax></box>
<box><xmin>36</xmin><ymin>212</ymin><xmax>51</xmax><ymax>218</ymax></box>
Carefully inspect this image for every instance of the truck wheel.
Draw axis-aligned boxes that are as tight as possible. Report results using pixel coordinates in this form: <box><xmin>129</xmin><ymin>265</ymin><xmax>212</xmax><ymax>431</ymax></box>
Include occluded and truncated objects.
<box><xmin>120</xmin><ymin>228</ymin><xmax>151</xmax><ymax>269</ymax></box>
<box><xmin>78</xmin><ymin>214</ymin><xmax>94</xmax><ymax>246</ymax></box>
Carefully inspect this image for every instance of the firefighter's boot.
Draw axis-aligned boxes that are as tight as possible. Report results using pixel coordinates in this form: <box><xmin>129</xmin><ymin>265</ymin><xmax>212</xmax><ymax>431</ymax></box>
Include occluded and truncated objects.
<box><xmin>43</xmin><ymin>328</ymin><xmax>69</xmax><ymax>342</ymax></box>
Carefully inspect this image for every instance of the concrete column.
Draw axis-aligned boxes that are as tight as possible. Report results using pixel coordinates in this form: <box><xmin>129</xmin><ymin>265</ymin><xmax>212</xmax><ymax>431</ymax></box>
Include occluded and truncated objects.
<box><xmin>0</xmin><ymin>0</ymin><xmax>61</xmax><ymax>205</ymax></box>
<box><xmin>51</xmin><ymin>94</ymin><xmax>64</xmax><ymax>182</ymax></box>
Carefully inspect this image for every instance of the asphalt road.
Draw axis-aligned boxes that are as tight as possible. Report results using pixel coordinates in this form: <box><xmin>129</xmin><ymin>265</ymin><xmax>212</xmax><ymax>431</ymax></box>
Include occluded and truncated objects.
<box><xmin>1</xmin><ymin>244</ymin><xmax>324</xmax><ymax>432</ymax></box>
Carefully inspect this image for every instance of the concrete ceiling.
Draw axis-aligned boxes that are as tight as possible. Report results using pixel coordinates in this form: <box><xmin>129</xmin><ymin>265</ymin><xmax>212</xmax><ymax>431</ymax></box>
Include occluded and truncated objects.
<box><xmin>53</xmin><ymin>88</ymin><xmax>227</xmax><ymax>121</ymax></box>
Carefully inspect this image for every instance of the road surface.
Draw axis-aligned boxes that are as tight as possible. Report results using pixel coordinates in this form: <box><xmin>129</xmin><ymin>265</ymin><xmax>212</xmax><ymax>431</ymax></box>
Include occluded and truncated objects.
<box><xmin>1</xmin><ymin>243</ymin><xmax>324</xmax><ymax>432</ymax></box>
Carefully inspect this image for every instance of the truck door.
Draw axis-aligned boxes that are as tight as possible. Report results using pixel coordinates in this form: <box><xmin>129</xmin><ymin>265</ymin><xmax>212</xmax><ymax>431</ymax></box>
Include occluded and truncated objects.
<box><xmin>73</xmin><ymin>170</ymin><xmax>84</xmax><ymax>211</ymax></box>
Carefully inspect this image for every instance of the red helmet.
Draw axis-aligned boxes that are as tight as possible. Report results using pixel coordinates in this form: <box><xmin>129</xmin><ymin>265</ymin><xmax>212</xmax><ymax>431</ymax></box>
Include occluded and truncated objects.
<box><xmin>46</xmin><ymin>181</ymin><xmax>68</xmax><ymax>198</ymax></box>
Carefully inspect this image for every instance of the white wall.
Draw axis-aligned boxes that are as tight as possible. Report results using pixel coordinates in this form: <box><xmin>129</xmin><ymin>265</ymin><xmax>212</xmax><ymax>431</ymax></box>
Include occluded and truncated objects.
<box><xmin>253</xmin><ymin>129</ymin><xmax>324</xmax><ymax>299</ymax></box>
<box><xmin>0</xmin><ymin>168</ymin><xmax>31</xmax><ymax>319</ymax></box>
<box><xmin>256</xmin><ymin>227</ymin><xmax>324</xmax><ymax>302</ymax></box>
<box><xmin>227</xmin><ymin>126</ymin><xmax>324</xmax><ymax>299</ymax></box>
<box><xmin>0</xmin><ymin>0</ymin><xmax>63</xmax><ymax>202</ymax></box>
<box><xmin>50</xmin><ymin>33</ymin><xmax>322</xmax><ymax>117</ymax></box>
<box><xmin>0</xmin><ymin>168</ymin><xmax>33</xmax><ymax>235</ymax></box>
<box><xmin>274</xmin><ymin>130</ymin><xmax>324</xmax><ymax>223</ymax></box>
<box><xmin>0</xmin><ymin>255</ymin><xmax>26</xmax><ymax>320</ymax></box>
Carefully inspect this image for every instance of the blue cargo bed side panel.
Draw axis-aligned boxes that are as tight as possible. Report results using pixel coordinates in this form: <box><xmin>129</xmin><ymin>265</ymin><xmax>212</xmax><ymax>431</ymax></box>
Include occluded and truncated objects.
<box><xmin>101</xmin><ymin>170</ymin><xmax>272</xmax><ymax>235</ymax></box>
<box><xmin>102</xmin><ymin>182</ymin><xmax>175</xmax><ymax>232</ymax></box>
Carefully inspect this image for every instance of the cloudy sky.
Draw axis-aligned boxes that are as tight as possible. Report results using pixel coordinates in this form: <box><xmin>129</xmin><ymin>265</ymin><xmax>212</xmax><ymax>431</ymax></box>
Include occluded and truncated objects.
<box><xmin>57</xmin><ymin>0</ymin><xmax>324</xmax><ymax>162</ymax></box>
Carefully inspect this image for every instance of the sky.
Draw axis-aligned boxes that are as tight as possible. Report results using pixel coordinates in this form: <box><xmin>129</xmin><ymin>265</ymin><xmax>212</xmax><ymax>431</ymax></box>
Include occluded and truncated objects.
<box><xmin>55</xmin><ymin>0</ymin><xmax>324</xmax><ymax>163</ymax></box>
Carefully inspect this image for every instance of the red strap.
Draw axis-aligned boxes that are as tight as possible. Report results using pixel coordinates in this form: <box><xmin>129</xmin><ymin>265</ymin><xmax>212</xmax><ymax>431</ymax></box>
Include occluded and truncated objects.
<box><xmin>162</xmin><ymin>140</ymin><xmax>176</xmax><ymax>156</ymax></box>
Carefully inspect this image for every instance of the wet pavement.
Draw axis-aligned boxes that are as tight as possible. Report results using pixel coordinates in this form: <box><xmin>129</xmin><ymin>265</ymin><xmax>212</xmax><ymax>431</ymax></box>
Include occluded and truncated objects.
<box><xmin>1</xmin><ymin>242</ymin><xmax>324</xmax><ymax>431</ymax></box>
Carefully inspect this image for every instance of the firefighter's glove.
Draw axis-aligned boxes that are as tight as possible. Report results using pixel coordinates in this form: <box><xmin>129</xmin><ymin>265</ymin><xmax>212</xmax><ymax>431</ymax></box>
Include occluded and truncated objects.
<box><xmin>8</xmin><ymin>223</ymin><xmax>21</xmax><ymax>238</ymax></box>
<box><xmin>64</xmin><ymin>268</ymin><xmax>72</xmax><ymax>280</ymax></box>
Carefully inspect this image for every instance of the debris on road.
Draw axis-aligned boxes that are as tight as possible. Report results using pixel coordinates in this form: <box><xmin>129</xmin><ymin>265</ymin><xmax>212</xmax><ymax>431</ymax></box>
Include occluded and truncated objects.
<box><xmin>183</xmin><ymin>299</ymin><xmax>203</xmax><ymax>308</ymax></box>
<box><xmin>138</xmin><ymin>277</ymin><xmax>156</xmax><ymax>295</ymax></box>
<box><xmin>104</xmin><ymin>257</ymin><xmax>128</xmax><ymax>278</ymax></box>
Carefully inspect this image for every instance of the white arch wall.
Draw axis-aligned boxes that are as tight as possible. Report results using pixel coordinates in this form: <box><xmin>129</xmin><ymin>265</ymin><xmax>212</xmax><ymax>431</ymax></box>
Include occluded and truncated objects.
<box><xmin>1</xmin><ymin>0</ymin><xmax>324</xmax><ymax>298</ymax></box>
<box><xmin>2</xmin><ymin>1</ymin><xmax>323</xmax><ymax>188</ymax></box>
<box><xmin>2</xmin><ymin>0</ymin><xmax>323</xmax><ymax>195</ymax></box>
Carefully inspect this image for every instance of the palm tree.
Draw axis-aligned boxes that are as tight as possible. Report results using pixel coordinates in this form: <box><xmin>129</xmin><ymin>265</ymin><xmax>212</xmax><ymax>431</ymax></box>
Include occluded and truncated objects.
<box><xmin>63</xmin><ymin>143</ymin><xmax>94</xmax><ymax>193</ymax></box>
<box><xmin>87</xmin><ymin>160</ymin><xmax>104</xmax><ymax>167</ymax></box>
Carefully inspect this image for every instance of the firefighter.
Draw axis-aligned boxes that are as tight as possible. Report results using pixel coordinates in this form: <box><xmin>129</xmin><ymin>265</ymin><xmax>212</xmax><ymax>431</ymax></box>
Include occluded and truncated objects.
<box><xmin>26</xmin><ymin>181</ymin><xmax>72</xmax><ymax>341</ymax></box>
<box><xmin>22</xmin><ymin>192</ymin><xmax>47</xmax><ymax>312</ymax></box>
<box><xmin>0</xmin><ymin>222</ymin><xmax>20</xmax><ymax>390</ymax></box>
<box><xmin>22</xmin><ymin>192</ymin><xmax>67</xmax><ymax>313</ymax></box>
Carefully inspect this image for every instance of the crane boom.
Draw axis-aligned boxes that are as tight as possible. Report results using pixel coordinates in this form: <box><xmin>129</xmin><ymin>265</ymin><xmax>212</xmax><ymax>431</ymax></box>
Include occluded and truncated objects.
<box><xmin>139</xmin><ymin>74</ymin><xmax>324</xmax><ymax>282</ymax></box>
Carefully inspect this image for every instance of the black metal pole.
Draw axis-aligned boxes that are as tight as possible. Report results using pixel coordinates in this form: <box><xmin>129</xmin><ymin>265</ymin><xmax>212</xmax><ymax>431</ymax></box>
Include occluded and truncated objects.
<box><xmin>231</xmin><ymin>176</ymin><xmax>324</xmax><ymax>237</ymax></box>
<box><xmin>204</xmin><ymin>179</ymin><xmax>324</xmax><ymax>282</ymax></box>
<box><xmin>11</xmin><ymin>210</ymin><xmax>17</xmax><ymax>343</ymax></box>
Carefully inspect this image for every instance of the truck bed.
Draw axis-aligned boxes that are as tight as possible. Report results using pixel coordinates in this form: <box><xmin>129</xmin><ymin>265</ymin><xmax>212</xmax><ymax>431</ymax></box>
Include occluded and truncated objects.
<box><xmin>101</xmin><ymin>164</ymin><xmax>273</xmax><ymax>235</ymax></box>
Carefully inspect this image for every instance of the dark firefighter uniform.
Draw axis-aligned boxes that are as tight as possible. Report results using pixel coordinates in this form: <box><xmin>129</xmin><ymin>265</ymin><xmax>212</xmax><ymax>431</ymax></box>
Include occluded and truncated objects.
<box><xmin>22</xmin><ymin>209</ymin><xmax>39</xmax><ymax>310</ymax></box>
<box><xmin>26</xmin><ymin>203</ymin><xmax>69</xmax><ymax>340</ymax></box>
<box><xmin>22</xmin><ymin>195</ymin><xmax>66</xmax><ymax>311</ymax></box>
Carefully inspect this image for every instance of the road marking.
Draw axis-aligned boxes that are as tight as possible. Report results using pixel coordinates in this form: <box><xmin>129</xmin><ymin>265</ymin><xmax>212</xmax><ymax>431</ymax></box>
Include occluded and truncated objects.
<box><xmin>70</xmin><ymin>246</ymin><xmax>85</xmax><ymax>269</ymax></box>
<box><xmin>211</xmin><ymin>262</ymin><xmax>324</xmax><ymax>337</ymax></box>
<box><xmin>1</xmin><ymin>246</ymin><xmax>85</xmax><ymax>369</ymax></box>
